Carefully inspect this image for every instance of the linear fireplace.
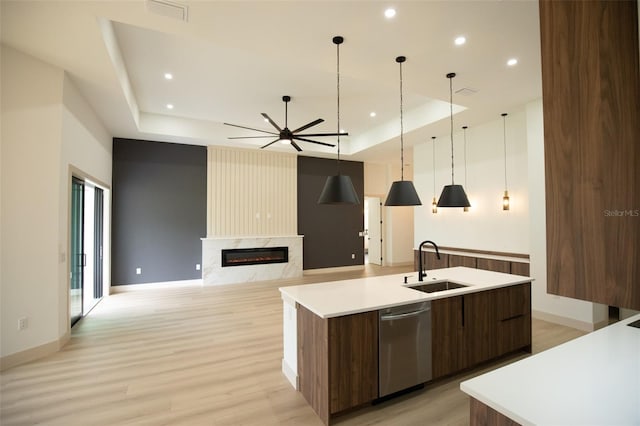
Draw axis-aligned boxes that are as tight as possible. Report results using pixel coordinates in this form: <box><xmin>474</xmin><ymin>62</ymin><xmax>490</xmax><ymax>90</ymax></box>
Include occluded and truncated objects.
<box><xmin>222</xmin><ymin>246</ymin><xmax>289</xmax><ymax>267</ymax></box>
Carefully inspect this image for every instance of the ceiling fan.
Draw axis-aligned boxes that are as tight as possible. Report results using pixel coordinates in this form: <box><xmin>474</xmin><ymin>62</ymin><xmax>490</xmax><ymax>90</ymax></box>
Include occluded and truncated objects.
<box><xmin>224</xmin><ymin>96</ymin><xmax>347</xmax><ymax>152</ymax></box>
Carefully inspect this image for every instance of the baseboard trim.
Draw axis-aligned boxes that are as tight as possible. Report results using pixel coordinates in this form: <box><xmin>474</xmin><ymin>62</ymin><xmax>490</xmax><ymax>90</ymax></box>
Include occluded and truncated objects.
<box><xmin>110</xmin><ymin>279</ymin><xmax>203</xmax><ymax>293</ymax></box>
<box><xmin>282</xmin><ymin>358</ymin><xmax>298</xmax><ymax>390</ymax></box>
<box><xmin>532</xmin><ymin>310</ymin><xmax>599</xmax><ymax>332</ymax></box>
<box><xmin>1</xmin><ymin>331</ymin><xmax>69</xmax><ymax>372</ymax></box>
<box><xmin>303</xmin><ymin>265</ymin><xmax>364</xmax><ymax>275</ymax></box>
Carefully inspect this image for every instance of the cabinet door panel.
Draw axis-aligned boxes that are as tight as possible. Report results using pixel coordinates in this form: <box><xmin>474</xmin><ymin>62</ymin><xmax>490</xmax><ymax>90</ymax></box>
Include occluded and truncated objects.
<box><xmin>432</xmin><ymin>296</ymin><xmax>463</xmax><ymax>378</ymax></box>
<box><xmin>464</xmin><ymin>291</ymin><xmax>498</xmax><ymax>366</ymax></box>
<box><xmin>497</xmin><ymin>314</ymin><xmax>532</xmax><ymax>355</ymax></box>
<box><xmin>496</xmin><ymin>283</ymin><xmax>531</xmax><ymax>321</ymax></box>
<box><xmin>328</xmin><ymin>311</ymin><xmax>378</xmax><ymax>414</ymax></box>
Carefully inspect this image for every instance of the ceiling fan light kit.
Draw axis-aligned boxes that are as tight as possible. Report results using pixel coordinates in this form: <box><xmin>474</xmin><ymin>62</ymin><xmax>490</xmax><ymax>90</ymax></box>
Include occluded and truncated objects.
<box><xmin>318</xmin><ymin>35</ymin><xmax>360</xmax><ymax>205</ymax></box>
<box><xmin>384</xmin><ymin>55</ymin><xmax>422</xmax><ymax>207</ymax></box>
<box><xmin>437</xmin><ymin>72</ymin><xmax>470</xmax><ymax>208</ymax></box>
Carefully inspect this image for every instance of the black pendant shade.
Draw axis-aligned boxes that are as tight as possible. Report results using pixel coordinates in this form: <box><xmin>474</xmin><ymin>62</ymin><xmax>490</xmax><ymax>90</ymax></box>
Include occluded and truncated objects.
<box><xmin>318</xmin><ymin>36</ymin><xmax>360</xmax><ymax>205</ymax></box>
<box><xmin>318</xmin><ymin>174</ymin><xmax>360</xmax><ymax>205</ymax></box>
<box><xmin>438</xmin><ymin>72</ymin><xmax>470</xmax><ymax>208</ymax></box>
<box><xmin>385</xmin><ymin>180</ymin><xmax>422</xmax><ymax>206</ymax></box>
<box><xmin>437</xmin><ymin>184</ymin><xmax>470</xmax><ymax>207</ymax></box>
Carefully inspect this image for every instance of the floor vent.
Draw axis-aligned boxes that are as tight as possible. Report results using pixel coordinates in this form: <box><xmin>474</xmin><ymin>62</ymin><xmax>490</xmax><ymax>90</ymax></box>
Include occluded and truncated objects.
<box><xmin>146</xmin><ymin>0</ymin><xmax>189</xmax><ymax>22</ymax></box>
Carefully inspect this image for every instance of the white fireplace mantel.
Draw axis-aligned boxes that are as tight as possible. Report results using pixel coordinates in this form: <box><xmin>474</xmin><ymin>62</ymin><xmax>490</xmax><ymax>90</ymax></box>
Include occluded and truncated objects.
<box><xmin>202</xmin><ymin>236</ymin><xmax>303</xmax><ymax>285</ymax></box>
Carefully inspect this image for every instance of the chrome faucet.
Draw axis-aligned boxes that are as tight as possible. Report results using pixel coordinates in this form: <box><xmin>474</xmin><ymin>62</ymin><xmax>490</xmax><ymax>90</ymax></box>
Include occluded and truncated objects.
<box><xmin>418</xmin><ymin>240</ymin><xmax>440</xmax><ymax>281</ymax></box>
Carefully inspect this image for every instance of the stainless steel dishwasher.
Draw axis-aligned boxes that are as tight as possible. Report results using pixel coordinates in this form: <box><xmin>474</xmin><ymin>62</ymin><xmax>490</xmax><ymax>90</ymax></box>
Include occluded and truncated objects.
<box><xmin>379</xmin><ymin>301</ymin><xmax>432</xmax><ymax>397</ymax></box>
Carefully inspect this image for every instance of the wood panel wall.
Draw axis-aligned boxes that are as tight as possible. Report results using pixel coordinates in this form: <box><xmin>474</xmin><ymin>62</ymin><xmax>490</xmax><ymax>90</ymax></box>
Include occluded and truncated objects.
<box><xmin>540</xmin><ymin>0</ymin><xmax>640</xmax><ymax>310</ymax></box>
<box><xmin>207</xmin><ymin>146</ymin><xmax>297</xmax><ymax>237</ymax></box>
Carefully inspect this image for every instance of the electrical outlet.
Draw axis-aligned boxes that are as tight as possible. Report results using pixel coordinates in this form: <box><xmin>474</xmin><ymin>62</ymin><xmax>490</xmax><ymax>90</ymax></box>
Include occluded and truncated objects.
<box><xmin>196</xmin><ymin>264</ymin><xmax>201</xmax><ymax>271</ymax></box>
<box><xmin>351</xmin><ymin>253</ymin><xmax>355</xmax><ymax>259</ymax></box>
<box><xmin>136</xmin><ymin>267</ymin><xmax>142</xmax><ymax>275</ymax></box>
<box><xmin>18</xmin><ymin>317</ymin><xmax>28</xmax><ymax>331</ymax></box>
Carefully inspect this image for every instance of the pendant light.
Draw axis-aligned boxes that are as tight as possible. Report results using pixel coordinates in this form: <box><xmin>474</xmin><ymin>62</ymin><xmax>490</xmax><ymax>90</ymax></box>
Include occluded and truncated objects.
<box><xmin>431</xmin><ymin>136</ymin><xmax>438</xmax><ymax>214</ymax></box>
<box><xmin>318</xmin><ymin>36</ymin><xmax>360</xmax><ymax>205</ymax></box>
<box><xmin>437</xmin><ymin>73</ymin><xmax>470</xmax><ymax>208</ymax></box>
<box><xmin>501</xmin><ymin>113</ymin><xmax>510</xmax><ymax>210</ymax></box>
<box><xmin>384</xmin><ymin>56</ymin><xmax>422</xmax><ymax>206</ymax></box>
<box><xmin>462</xmin><ymin>126</ymin><xmax>469</xmax><ymax>212</ymax></box>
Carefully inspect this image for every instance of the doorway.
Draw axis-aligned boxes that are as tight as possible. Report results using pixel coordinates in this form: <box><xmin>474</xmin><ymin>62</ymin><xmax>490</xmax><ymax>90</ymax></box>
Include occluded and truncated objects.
<box><xmin>70</xmin><ymin>176</ymin><xmax>109</xmax><ymax>327</ymax></box>
<box><xmin>365</xmin><ymin>197</ymin><xmax>382</xmax><ymax>265</ymax></box>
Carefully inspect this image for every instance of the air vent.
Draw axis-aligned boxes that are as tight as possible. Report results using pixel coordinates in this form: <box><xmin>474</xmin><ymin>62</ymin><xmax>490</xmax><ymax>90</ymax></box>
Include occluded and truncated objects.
<box><xmin>146</xmin><ymin>0</ymin><xmax>189</xmax><ymax>22</ymax></box>
<box><xmin>456</xmin><ymin>87</ymin><xmax>478</xmax><ymax>96</ymax></box>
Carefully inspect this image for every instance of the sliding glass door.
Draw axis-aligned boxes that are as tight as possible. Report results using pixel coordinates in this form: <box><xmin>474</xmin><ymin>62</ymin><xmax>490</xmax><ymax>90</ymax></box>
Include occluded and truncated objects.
<box><xmin>71</xmin><ymin>177</ymin><xmax>106</xmax><ymax>326</ymax></box>
<box><xmin>70</xmin><ymin>177</ymin><xmax>84</xmax><ymax>326</ymax></box>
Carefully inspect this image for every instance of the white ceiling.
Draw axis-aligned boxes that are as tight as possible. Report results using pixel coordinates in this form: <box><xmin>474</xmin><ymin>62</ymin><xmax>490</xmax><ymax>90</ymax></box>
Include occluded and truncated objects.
<box><xmin>0</xmin><ymin>0</ymin><xmax>542</xmax><ymax>164</ymax></box>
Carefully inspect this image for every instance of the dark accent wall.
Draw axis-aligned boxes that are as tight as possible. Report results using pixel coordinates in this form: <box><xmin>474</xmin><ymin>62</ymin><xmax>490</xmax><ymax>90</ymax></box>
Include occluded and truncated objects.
<box><xmin>298</xmin><ymin>157</ymin><xmax>364</xmax><ymax>270</ymax></box>
<box><xmin>112</xmin><ymin>138</ymin><xmax>206</xmax><ymax>285</ymax></box>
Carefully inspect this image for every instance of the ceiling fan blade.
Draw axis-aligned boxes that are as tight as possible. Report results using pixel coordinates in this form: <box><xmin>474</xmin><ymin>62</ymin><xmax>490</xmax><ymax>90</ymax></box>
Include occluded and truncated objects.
<box><xmin>224</xmin><ymin>122</ymin><xmax>278</xmax><ymax>135</ymax></box>
<box><xmin>297</xmin><ymin>131</ymin><xmax>349</xmax><ymax>137</ymax></box>
<box><xmin>293</xmin><ymin>137</ymin><xmax>336</xmax><ymax>147</ymax></box>
<box><xmin>292</xmin><ymin>118</ymin><xmax>324</xmax><ymax>134</ymax></box>
<box><xmin>228</xmin><ymin>136</ymin><xmax>278</xmax><ymax>139</ymax></box>
<box><xmin>261</xmin><ymin>138</ymin><xmax>281</xmax><ymax>149</ymax></box>
<box><xmin>290</xmin><ymin>140</ymin><xmax>303</xmax><ymax>152</ymax></box>
<box><xmin>261</xmin><ymin>113</ymin><xmax>282</xmax><ymax>132</ymax></box>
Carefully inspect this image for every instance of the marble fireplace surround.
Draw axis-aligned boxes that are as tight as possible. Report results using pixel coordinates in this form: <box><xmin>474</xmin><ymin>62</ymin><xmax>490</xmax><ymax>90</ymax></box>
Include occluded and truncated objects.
<box><xmin>202</xmin><ymin>236</ymin><xmax>303</xmax><ymax>285</ymax></box>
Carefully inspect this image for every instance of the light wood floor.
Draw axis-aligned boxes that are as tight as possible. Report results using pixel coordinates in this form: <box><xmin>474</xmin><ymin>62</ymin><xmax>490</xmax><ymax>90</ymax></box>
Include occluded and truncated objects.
<box><xmin>1</xmin><ymin>265</ymin><xmax>586</xmax><ymax>426</ymax></box>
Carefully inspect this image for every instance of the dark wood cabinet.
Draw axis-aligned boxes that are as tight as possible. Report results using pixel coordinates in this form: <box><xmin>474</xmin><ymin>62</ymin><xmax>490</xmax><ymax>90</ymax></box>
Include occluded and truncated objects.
<box><xmin>449</xmin><ymin>254</ymin><xmax>478</xmax><ymax>268</ymax></box>
<box><xmin>477</xmin><ymin>258</ymin><xmax>510</xmax><ymax>273</ymax></box>
<box><xmin>297</xmin><ymin>305</ymin><xmax>378</xmax><ymax>424</ymax></box>
<box><xmin>540</xmin><ymin>0</ymin><xmax>640</xmax><ymax>310</ymax></box>
<box><xmin>432</xmin><ymin>296</ymin><xmax>464</xmax><ymax>378</ymax></box>
<box><xmin>432</xmin><ymin>283</ymin><xmax>532</xmax><ymax>380</ymax></box>
<box><xmin>328</xmin><ymin>311</ymin><xmax>378</xmax><ymax>414</ymax></box>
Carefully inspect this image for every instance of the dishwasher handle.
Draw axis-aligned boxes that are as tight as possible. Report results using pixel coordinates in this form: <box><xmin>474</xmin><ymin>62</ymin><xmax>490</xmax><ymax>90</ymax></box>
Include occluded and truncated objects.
<box><xmin>380</xmin><ymin>307</ymin><xmax>430</xmax><ymax>321</ymax></box>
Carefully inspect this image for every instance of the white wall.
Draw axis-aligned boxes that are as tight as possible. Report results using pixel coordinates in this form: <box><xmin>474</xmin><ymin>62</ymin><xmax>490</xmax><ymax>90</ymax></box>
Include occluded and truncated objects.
<box><xmin>1</xmin><ymin>46</ymin><xmax>64</xmax><ymax>358</ymax></box>
<box><xmin>414</xmin><ymin>108</ymin><xmax>529</xmax><ymax>253</ymax></box>
<box><xmin>1</xmin><ymin>46</ymin><xmax>112</xmax><ymax>360</ymax></box>
<box><xmin>526</xmin><ymin>99</ymin><xmax>607</xmax><ymax>331</ymax></box>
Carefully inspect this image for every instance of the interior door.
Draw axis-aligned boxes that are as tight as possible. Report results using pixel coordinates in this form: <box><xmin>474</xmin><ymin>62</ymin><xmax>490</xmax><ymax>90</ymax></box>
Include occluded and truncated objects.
<box><xmin>367</xmin><ymin>197</ymin><xmax>382</xmax><ymax>265</ymax></box>
<box><xmin>70</xmin><ymin>177</ymin><xmax>84</xmax><ymax>326</ymax></box>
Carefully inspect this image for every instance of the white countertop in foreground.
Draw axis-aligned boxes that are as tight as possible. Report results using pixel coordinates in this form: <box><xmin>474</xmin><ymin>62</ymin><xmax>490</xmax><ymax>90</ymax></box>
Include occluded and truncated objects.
<box><xmin>461</xmin><ymin>314</ymin><xmax>640</xmax><ymax>426</ymax></box>
<box><xmin>279</xmin><ymin>266</ymin><xmax>532</xmax><ymax>319</ymax></box>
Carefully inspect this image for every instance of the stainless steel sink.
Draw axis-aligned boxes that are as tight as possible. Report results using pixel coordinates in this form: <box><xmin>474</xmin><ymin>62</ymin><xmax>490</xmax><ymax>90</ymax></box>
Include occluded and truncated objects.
<box><xmin>408</xmin><ymin>281</ymin><xmax>468</xmax><ymax>293</ymax></box>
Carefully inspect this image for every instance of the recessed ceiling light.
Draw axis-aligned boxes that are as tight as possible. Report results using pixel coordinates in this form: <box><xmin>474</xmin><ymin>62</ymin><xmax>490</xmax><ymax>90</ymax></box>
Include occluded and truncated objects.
<box><xmin>370</xmin><ymin>112</ymin><xmax>377</xmax><ymax>117</ymax></box>
<box><xmin>164</xmin><ymin>73</ymin><xmax>173</xmax><ymax>80</ymax></box>
<box><xmin>166</xmin><ymin>103</ymin><xmax>174</xmax><ymax>109</ymax></box>
<box><xmin>507</xmin><ymin>58</ymin><xmax>518</xmax><ymax>66</ymax></box>
<box><xmin>264</xmin><ymin>118</ymin><xmax>269</xmax><ymax>122</ymax></box>
<box><xmin>454</xmin><ymin>36</ymin><xmax>466</xmax><ymax>46</ymax></box>
<box><xmin>384</xmin><ymin>8</ymin><xmax>396</xmax><ymax>18</ymax></box>
<box><xmin>340</xmin><ymin>128</ymin><xmax>346</xmax><ymax>133</ymax></box>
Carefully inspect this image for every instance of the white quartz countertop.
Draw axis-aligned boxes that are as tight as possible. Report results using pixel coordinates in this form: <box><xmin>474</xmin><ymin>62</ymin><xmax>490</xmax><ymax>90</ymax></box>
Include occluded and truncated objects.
<box><xmin>279</xmin><ymin>266</ymin><xmax>532</xmax><ymax>319</ymax></box>
<box><xmin>461</xmin><ymin>314</ymin><xmax>640</xmax><ymax>426</ymax></box>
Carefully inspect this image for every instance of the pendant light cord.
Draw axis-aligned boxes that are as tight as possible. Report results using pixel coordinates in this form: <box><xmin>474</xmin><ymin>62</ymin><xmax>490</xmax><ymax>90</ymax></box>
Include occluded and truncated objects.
<box><xmin>432</xmin><ymin>137</ymin><xmax>436</xmax><ymax>196</ymax></box>
<box><xmin>449</xmin><ymin>75</ymin><xmax>455</xmax><ymax>185</ymax></box>
<box><xmin>399</xmin><ymin>60</ymin><xmax>405</xmax><ymax>181</ymax></box>
<box><xmin>502</xmin><ymin>113</ymin><xmax>508</xmax><ymax>191</ymax></box>
<box><xmin>336</xmin><ymin>40</ymin><xmax>341</xmax><ymax>174</ymax></box>
<box><xmin>463</xmin><ymin>126</ymin><xmax>468</xmax><ymax>188</ymax></box>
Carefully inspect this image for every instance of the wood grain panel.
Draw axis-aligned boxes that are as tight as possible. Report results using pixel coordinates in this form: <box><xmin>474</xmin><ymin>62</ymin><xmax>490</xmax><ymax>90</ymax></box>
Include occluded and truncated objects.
<box><xmin>540</xmin><ymin>0</ymin><xmax>640</xmax><ymax>310</ymax></box>
<box><xmin>449</xmin><ymin>254</ymin><xmax>478</xmax><ymax>268</ymax></box>
<box><xmin>470</xmin><ymin>397</ymin><xmax>521</xmax><ymax>426</ymax></box>
<box><xmin>510</xmin><ymin>262</ymin><xmax>530</xmax><ymax>276</ymax></box>
<box><xmin>328</xmin><ymin>311</ymin><xmax>378</xmax><ymax>414</ymax></box>
<box><xmin>297</xmin><ymin>304</ymin><xmax>329</xmax><ymax>424</ymax></box>
<box><xmin>464</xmin><ymin>291</ymin><xmax>499</xmax><ymax>366</ymax></box>
<box><xmin>431</xmin><ymin>296</ymin><xmax>463</xmax><ymax>379</ymax></box>
<box><xmin>477</xmin><ymin>258</ymin><xmax>510</xmax><ymax>273</ymax></box>
<box><xmin>207</xmin><ymin>146</ymin><xmax>297</xmax><ymax>237</ymax></box>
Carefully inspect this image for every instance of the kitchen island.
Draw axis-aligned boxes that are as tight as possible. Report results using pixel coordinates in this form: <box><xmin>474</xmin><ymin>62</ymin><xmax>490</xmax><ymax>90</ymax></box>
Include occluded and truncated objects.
<box><xmin>461</xmin><ymin>313</ymin><xmax>640</xmax><ymax>426</ymax></box>
<box><xmin>279</xmin><ymin>266</ymin><xmax>533</xmax><ymax>424</ymax></box>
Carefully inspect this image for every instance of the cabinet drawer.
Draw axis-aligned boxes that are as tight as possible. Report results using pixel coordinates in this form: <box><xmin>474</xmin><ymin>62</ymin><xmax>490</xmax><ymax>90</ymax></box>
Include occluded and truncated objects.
<box><xmin>497</xmin><ymin>313</ymin><xmax>531</xmax><ymax>354</ymax></box>
<box><xmin>495</xmin><ymin>283</ymin><xmax>531</xmax><ymax>320</ymax></box>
